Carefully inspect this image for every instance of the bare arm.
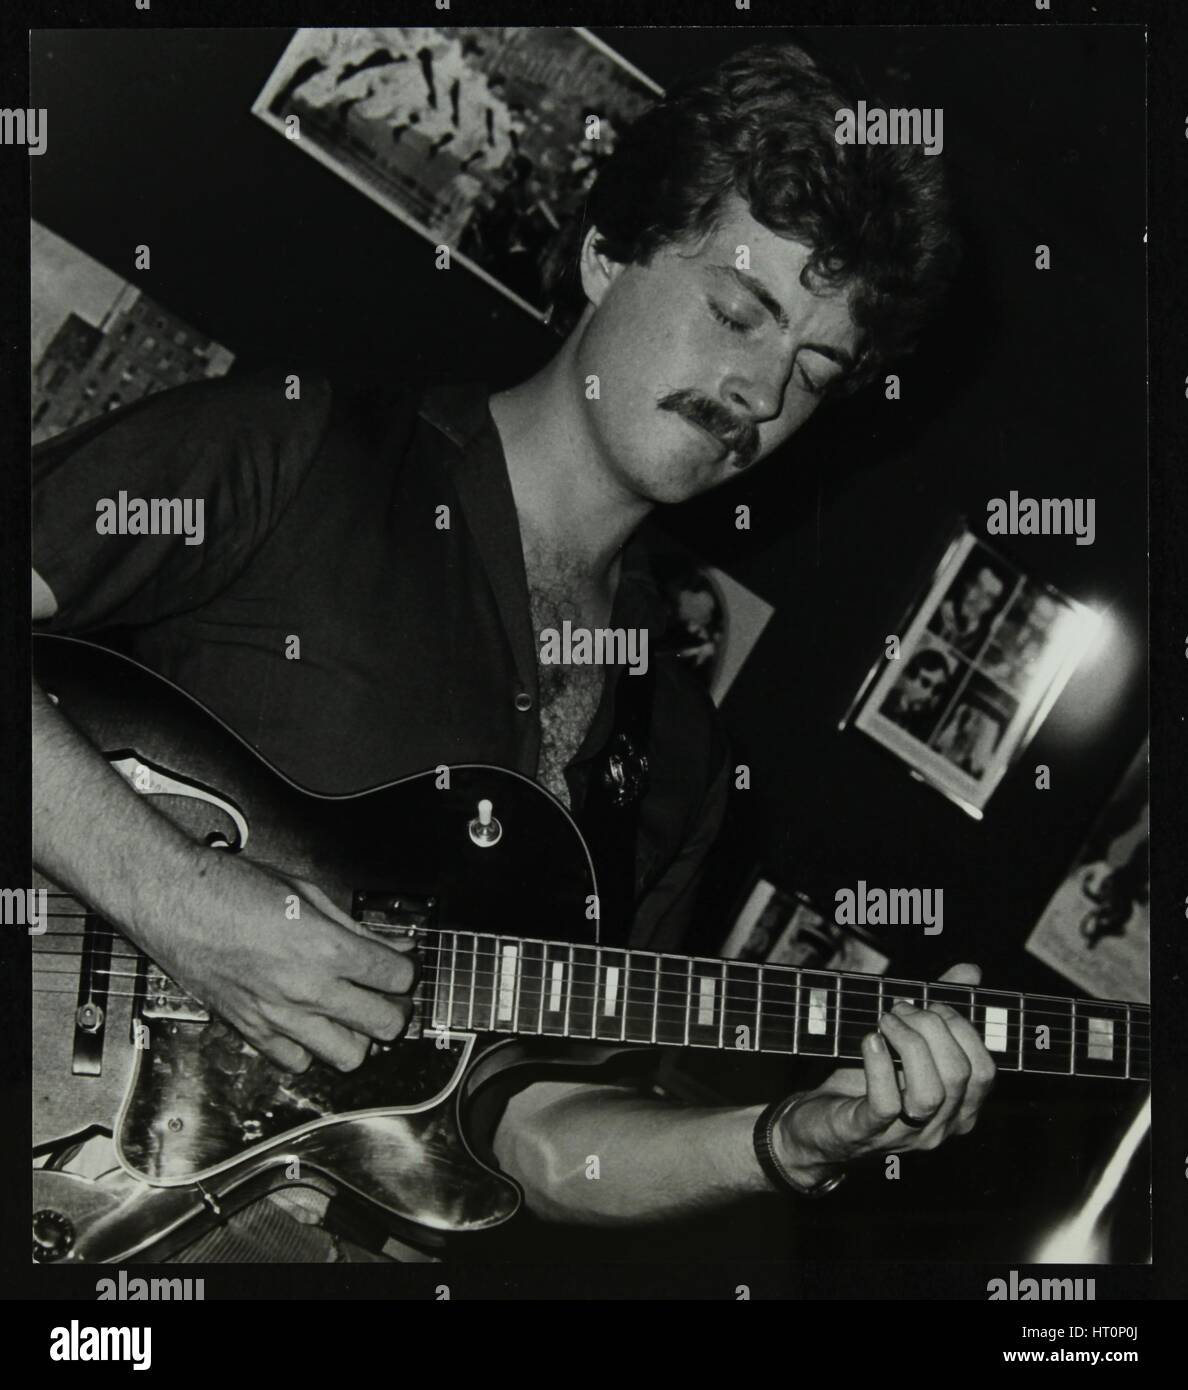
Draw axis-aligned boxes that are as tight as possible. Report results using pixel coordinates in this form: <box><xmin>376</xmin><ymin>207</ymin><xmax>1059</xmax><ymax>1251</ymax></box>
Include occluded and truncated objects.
<box><xmin>493</xmin><ymin>965</ymin><xmax>996</xmax><ymax>1225</ymax></box>
<box><xmin>33</xmin><ymin>568</ymin><xmax>416</xmax><ymax>1073</ymax></box>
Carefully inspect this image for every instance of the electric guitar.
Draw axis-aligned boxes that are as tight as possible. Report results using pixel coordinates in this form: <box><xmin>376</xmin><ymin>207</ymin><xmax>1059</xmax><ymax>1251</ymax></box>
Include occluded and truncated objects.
<box><xmin>31</xmin><ymin>635</ymin><xmax>1150</xmax><ymax>1263</ymax></box>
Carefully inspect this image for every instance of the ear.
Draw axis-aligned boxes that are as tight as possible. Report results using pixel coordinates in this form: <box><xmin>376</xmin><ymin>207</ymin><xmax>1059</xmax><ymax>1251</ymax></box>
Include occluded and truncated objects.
<box><xmin>577</xmin><ymin>226</ymin><xmax>627</xmax><ymax>308</ymax></box>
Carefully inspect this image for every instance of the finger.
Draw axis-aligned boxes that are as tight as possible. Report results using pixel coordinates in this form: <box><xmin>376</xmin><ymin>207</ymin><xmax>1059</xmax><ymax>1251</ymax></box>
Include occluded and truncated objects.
<box><xmin>897</xmin><ymin>1006</ymin><xmax>973</xmax><ymax>1123</ymax></box>
<box><xmin>320</xmin><ymin>981</ymin><xmax>413</xmax><ymax>1042</ymax></box>
<box><xmin>856</xmin><ymin>1031</ymin><xmax>904</xmax><ymax>1134</ymax></box>
<box><xmin>938</xmin><ymin>961</ymin><xmax>982</xmax><ymax>988</ymax></box>
<box><xmin>335</xmin><ymin>931</ymin><xmax>419</xmax><ymax>994</ymax></box>
<box><xmin>879</xmin><ymin>1007</ymin><xmax>945</xmax><ymax>1122</ymax></box>
<box><xmin>288</xmin><ymin>1015</ymin><xmax>372</xmax><ymax>1073</ymax></box>
<box><xmin>256</xmin><ymin>1034</ymin><xmax>314</xmax><ymax>1074</ymax></box>
<box><xmin>926</xmin><ymin>1004</ymin><xmax>997</xmax><ymax>1128</ymax></box>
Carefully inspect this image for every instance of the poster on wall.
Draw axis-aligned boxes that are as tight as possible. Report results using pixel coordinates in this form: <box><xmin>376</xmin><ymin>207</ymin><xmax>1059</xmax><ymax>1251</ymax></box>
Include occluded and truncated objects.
<box><xmin>1025</xmin><ymin>742</ymin><xmax>1149</xmax><ymax>1003</ymax></box>
<box><xmin>841</xmin><ymin>524</ymin><xmax>1101</xmax><ymax>818</ymax></box>
<box><xmin>650</xmin><ymin>552</ymin><xmax>774</xmax><ymax>706</ymax></box>
<box><xmin>30</xmin><ymin>221</ymin><xmax>235</xmax><ymax>445</ymax></box>
<box><xmin>252</xmin><ymin>27</ymin><xmax>662</xmax><ymax>321</ymax></box>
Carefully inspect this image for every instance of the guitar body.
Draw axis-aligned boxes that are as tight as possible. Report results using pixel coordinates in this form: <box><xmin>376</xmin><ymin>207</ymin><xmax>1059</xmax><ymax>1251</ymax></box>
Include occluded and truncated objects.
<box><xmin>33</xmin><ymin>635</ymin><xmax>601</xmax><ymax>1260</ymax></box>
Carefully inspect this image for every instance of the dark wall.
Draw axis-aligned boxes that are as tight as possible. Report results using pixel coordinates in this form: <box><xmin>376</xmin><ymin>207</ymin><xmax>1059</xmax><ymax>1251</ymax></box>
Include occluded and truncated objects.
<box><xmin>31</xmin><ymin>26</ymin><xmax>1147</xmax><ymax>995</ymax></box>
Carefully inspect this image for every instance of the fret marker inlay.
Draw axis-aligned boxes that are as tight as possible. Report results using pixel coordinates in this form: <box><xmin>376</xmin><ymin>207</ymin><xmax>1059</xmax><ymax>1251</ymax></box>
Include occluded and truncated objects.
<box><xmin>603</xmin><ymin>965</ymin><xmax>620</xmax><ymax>1017</ymax></box>
<box><xmin>808</xmin><ymin>988</ymin><xmax>829</xmax><ymax>1035</ymax></box>
<box><xmin>548</xmin><ymin>961</ymin><xmax>564</xmax><ymax>1014</ymax></box>
<box><xmin>697</xmin><ymin>975</ymin><xmax>716</xmax><ymax>1027</ymax></box>
<box><xmin>983</xmin><ymin>1005</ymin><xmax>1009</xmax><ymax>1053</ymax></box>
<box><xmin>1087</xmin><ymin>1016</ymin><xmax>1114</xmax><ymax>1061</ymax></box>
<box><xmin>497</xmin><ymin>944</ymin><xmax>518</xmax><ymax>1023</ymax></box>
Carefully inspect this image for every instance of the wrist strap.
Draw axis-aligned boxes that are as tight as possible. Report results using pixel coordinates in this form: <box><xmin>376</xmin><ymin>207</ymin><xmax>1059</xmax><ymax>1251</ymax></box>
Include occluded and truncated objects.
<box><xmin>753</xmin><ymin>1093</ymin><xmax>847</xmax><ymax>1199</ymax></box>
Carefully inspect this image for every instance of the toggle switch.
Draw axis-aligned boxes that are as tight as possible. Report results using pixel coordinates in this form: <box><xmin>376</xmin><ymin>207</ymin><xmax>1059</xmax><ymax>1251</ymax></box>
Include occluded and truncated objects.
<box><xmin>468</xmin><ymin>798</ymin><xmax>502</xmax><ymax>848</ymax></box>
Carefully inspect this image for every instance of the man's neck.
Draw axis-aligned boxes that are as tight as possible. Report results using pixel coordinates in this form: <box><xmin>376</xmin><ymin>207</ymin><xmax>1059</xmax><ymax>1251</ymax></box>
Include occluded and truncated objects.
<box><xmin>488</xmin><ymin>342</ymin><xmax>652</xmax><ymax>586</ymax></box>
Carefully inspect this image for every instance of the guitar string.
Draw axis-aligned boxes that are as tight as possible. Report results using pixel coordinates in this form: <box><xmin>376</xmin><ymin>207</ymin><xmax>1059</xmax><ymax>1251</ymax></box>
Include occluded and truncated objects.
<box><xmin>25</xmin><ymin>986</ymin><xmax>1152</xmax><ymax>1077</ymax></box>
<box><xmin>30</xmin><ymin>921</ymin><xmax>1150</xmax><ymax>1015</ymax></box>
<box><xmin>28</xmin><ymin>952</ymin><xmax>1151</xmax><ymax>1034</ymax></box>
<box><xmin>27</xmin><ymin>973</ymin><xmax>1150</xmax><ymax>1039</ymax></box>
<box><xmin>27</xmin><ymin>981</ymin><xmax>1151</xmax><ymax>1059</ymax></box>
<box><xmin>32</xmin><ymin>906</ymin><xmax>1152</xmax><ymax>1015</ymax></box>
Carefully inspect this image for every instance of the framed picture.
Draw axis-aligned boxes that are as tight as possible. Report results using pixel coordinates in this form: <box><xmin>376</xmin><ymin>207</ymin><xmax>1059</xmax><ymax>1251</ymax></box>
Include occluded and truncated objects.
<box><xmin>651</xmin><ymin>553</ymin><xmax>774</xmax><ymax>706</ymax></box>
<box><xmin>31</xmin><ymin>220</ymin><xmax>235</xmax><ymax>445</ymax></box>
<box><xmin>722</xmin><ymin>875</ymin><xmax>891</xmax><ymax>975</ymax></box>
<box><xmin>841</xmin><ymin>524</ymin><xmax>1101</xmax><ymax>818</ymax></box>
<box><xmin>1025</xmin><ymin>742</ymin><xmax>1149</xmax><ymax>1003</ymax></box>
<box><xmin>252</xmin><ymin>27</ymin><xmax>661</xmax><ymax>322</ymax></box>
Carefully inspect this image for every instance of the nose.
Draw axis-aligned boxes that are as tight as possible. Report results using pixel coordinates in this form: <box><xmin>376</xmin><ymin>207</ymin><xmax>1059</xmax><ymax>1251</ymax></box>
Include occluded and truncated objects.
<box><xmin>721</xmin><ymin>372</ymin><xmax>781</xmax><ymax>426</ymax></box>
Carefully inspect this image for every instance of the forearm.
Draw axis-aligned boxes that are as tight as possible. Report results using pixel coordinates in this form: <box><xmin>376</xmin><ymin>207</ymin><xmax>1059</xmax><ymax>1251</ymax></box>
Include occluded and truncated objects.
<box><xmin>491</xmin><ymin>1080</ymin><xmax>831</xmax><ymax>1225</ymax></box>
<box><xmin>33</xmin><ymin>678</ymin><xmax>202</xmax><ymax>946</ymax></box>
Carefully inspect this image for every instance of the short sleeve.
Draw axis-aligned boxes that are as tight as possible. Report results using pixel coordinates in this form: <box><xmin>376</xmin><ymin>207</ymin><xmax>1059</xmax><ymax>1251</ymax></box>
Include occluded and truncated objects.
<box><xmin>33</xmin><ymin>368</ymin><xmax>333</xmax><ymax>635</ymax></box>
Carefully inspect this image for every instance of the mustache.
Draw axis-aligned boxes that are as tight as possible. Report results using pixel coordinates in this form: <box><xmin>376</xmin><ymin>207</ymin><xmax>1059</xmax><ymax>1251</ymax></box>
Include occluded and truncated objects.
<box><xmin>657</xmin><ymin>389</ymin><xmax>761</xmax><ymax>471</ymax></box>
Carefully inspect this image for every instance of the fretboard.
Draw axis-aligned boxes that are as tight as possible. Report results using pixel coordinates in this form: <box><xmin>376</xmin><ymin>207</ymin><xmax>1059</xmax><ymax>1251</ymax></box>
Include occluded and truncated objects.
<box><xmin>423</xmin><ymin>931</ymin><xmax>1150</xmax><ymax>1081</ymax></box>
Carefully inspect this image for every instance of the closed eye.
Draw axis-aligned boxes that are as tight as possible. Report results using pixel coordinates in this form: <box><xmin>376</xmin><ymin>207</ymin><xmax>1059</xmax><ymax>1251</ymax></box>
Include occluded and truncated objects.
<box><xmin>709</xmin><ymin>302</ymin><xmax>751</xmax><ymax>335</ymax></box>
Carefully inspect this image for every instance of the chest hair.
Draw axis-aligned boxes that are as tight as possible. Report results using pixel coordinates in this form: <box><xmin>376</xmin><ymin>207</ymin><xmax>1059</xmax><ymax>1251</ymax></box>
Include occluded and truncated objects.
<box><xmin>523</xmin><ymin>537</ymin><xmax>607</xmax><ymax>808</ymax></box>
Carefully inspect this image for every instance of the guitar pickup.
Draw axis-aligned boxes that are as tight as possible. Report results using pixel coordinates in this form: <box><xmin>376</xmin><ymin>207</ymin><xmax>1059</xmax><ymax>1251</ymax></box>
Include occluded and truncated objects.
<box><xmin>141</xmin><ymin>967</ymin><xmax>211</xmax><ymax>1023</ymax></box>
<box><xmin>351</xmin><ymin>890</ymin><xmax>436</xmax><ymax>934</ymax></box>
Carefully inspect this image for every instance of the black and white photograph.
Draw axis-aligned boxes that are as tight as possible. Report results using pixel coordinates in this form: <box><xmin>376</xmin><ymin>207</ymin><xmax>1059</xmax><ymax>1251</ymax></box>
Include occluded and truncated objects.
<box><xmin>847</xmin><ymin>527</ymin><xmax>1101</xmax><ymax>816</ymax></box>
<box><xmin>6</xmin><ymin>2</ymin><xmax>1180</xmax><ymax>1330</ymax></box>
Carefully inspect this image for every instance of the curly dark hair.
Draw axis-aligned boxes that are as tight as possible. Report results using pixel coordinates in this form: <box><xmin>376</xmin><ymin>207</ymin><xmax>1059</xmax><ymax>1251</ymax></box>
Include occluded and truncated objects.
<box><xmin>543</xmin><ymin>41</ymin><xmax>959</xmax><ymax>395</ymax></box>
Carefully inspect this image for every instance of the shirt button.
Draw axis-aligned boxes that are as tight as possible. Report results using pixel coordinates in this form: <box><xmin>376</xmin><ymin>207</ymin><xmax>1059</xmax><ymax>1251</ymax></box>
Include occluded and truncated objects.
<box><xmin>513</xmin><ymin>691</ymin><xmax>533</xmax><ymax>713</ymax></box>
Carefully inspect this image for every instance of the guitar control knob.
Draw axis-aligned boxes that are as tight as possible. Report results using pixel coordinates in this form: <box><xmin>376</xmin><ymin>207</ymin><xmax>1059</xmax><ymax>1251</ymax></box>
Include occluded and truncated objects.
<box><xmin>33</xmin><ymin>1209</ymin><xmax>75</xmax><ymax>1263</ymax></box>
<box><xmin>468</xmin><ymin>798</ymin><xmax>502</xmax><ymax>848</ymax></box>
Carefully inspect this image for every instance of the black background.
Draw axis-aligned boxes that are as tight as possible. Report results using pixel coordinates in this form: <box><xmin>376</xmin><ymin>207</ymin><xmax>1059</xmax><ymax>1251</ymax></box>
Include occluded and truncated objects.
<box><xmin>1</xmin><ymin>0</ymin><xmax>1183</xmax><ymax>1305</ymax></box>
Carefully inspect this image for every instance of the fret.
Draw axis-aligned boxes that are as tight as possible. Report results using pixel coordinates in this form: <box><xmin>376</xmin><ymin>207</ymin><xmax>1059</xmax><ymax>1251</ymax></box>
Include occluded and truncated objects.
<box><xmin>1020</xmin><ymin>993</ymin><xmax>1073</xmax><ymax>1073</ymax></box>
<box><xmin>516</xmin><ymin>939</ymin><xmax>544</xmax><ymax>1037</ymax></box>
<box><xmin>1124</xmin><ymin>1003</ymin><xmax>1132</xmax><ymax>1079</ymax></box>
<box><xmin>972</xmin><ymin>988</ymin><xmax>1021</xmax><ymax>1070</ymax></box>
<box><xmin>569</xmin><ymin>945</ymin><xmax>598</xmax><ymax>1039</ymax></box>
<box><xmin>837</xmin><ymin>974</ymin><xmax>881</xmax><ymax>1059</ymax></box>
<box><xmin>494</xmin><ymin>939</ymin><xmax>519</xmax><ymax>1029</ymax></box>
<box><xmin>620</xmin><ymin>956</ymin><xmax>629</xmax><ymax>1043</ymax></box>
<box><xmin>687</xmin><ymin>960</ymin><xmax>721</xmax><ymax>1049</ymax></box>
<box><xmin>792</xmin><ymin>969</ymin><xmax>802</xmax><ymax>1054</ymax></box>
<box><xmin>655</xmin><ymin>956</ymin><xmax>688</xmax><ymax>1045</ymax></box>
<box><xmin>623</xmin><ymin>951</ymin><xmax>657</xmax><ymax>1044</ymax></box>
<box><xmin>722</xmin><ymin>962</ymin><xmax>761</xmax><ymax>1053</ymax></box>
<box><xmin>1016</xmin><ymin>993</ymin><xmax>1025</xmax><ymax>1073</ymax></box>
<box><xmin>452</xmin><ymin>930</ymin><xmax>476</xmax><ymax>1031</ymax></box>
<box><xmin>433</xmin><ymin>930</ymin><xmax>455</xmax><ymax>1031</ymax></box>
<box><xmin>684</xmin><ymin>959</ymin><xmax>693</xmax><ymax>1046</ymax></box>
<box><xmin>593</xmin><ymin>948</ymin><xmax>629</xmax><ymax>1043</ymax></box>
<box><xmin>563</xmin><ymin>944</ymin><xmax>574</xmax><ymax>1037</ymax></box>
<box><xmin>540</xmin><ymin>943</ymin><xmax>569</xmax><ymax>1037</ymax></box>
<box><xmin>1072</xmin><ymin>999</ymin><xmax>1130</xmax><ymax>1078</ymax></box>
<box><xmin>1070</xmin><ymin>998</ymin><xmax>1077</xmax><ymax>1074</ymax></box>
<box><xmin>797</xmin><ymin>972</ymin><xmax>839</xmax><ymax>1056</ymax></box>
<box><xmin>470</xmin><ymin>935</ymin><xmax>496</xmax><ymax>1032</ymax></box>
<box><xmin>755</xmin><ymin>967</ymin><xmax>763</xmax><ymax>1052</ymax></box>
<box><xmin>926</xmin><ymin>982</ymin><xmax>975</xmax><ymax>1024</ymax></box>
<box><xmin>757</xmin><ymin>964</ymin><xmax>798</xmax><ymax>1054</ymax></box>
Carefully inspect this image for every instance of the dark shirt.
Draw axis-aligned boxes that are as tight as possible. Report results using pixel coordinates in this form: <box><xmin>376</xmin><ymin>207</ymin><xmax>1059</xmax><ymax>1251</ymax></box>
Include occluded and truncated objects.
<box><xmin>33</xmin><ymin>365</ymin><xmax>730</xmax><ymax>950</ymax></box>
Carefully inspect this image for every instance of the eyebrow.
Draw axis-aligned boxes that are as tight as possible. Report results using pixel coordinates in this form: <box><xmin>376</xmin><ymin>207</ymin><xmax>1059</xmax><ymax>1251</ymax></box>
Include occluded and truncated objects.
<box><xmin>710</xmin><ymin>264</ymin><xmax>856</xmax><ymax>372</ymax></box>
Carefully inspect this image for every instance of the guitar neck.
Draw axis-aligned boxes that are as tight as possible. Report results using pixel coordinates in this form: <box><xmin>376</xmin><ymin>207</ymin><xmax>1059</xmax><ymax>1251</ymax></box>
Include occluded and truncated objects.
<box><xmin>423</xmin><ymin>930</ymin><xmax>1150</xmax><ymax>1081</ymax></box>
